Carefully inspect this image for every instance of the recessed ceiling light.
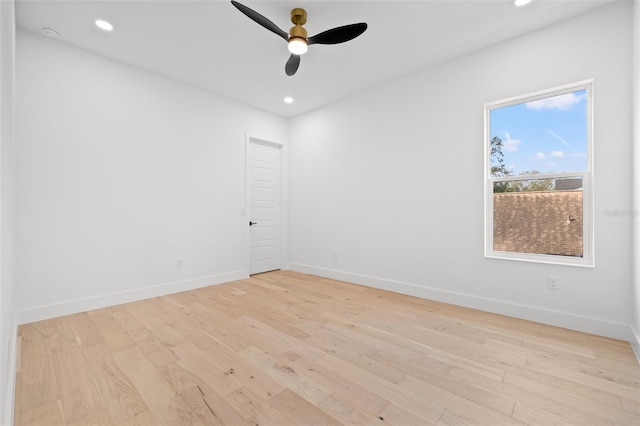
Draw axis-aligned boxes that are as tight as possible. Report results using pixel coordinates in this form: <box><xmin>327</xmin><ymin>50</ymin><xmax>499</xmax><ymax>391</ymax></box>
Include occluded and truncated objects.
<box><xmin>514</xmin><ymin>0</ymin><xmax>533</xmax><ymax>6</ymax></box>
<box><xmin>42</xmin><ymin>27</ymin><xmax>58</xmax><ymax>38</ymax></box>
<box><xmin>95</xmin><ymin>19</ymin><xmax>114</xmax><ymax>32</ymax></box>
<box><xmin>284</xmin><ymin>97</ymin><xmax>294</xmax><ymax>104</ymax></box>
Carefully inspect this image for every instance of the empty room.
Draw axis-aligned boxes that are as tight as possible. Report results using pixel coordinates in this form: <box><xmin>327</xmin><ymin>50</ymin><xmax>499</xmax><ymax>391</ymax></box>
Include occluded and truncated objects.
<box><xmin>1</xmin><ymin>0</ymin><xmax>639</xmax><ymax>424</ymax></box>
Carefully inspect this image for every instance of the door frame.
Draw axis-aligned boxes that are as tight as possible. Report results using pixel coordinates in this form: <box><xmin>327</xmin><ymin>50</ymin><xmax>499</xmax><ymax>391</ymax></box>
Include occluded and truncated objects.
<box><xmin>245</xmin><ymin>133</ymin><xmax>287</xmax><ymax>275</ymax></box>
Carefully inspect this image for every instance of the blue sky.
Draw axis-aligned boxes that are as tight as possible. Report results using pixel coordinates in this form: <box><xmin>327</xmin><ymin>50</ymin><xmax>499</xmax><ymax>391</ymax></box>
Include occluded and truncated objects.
<box><xmin>490</xmin><ymin>89</ymin><xmax>588</xmax><ymax>175</ymax></box>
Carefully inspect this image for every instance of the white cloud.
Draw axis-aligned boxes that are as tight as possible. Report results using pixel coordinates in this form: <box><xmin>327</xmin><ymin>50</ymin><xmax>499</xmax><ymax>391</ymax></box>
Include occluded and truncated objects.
<box><xmin>503</xmin><ymin>131</ymin><xmax>521</xmax><ymax>152</ymax></box>
<box><xmin>525</xmin><ymin>92</ymin><xmax>585</xmax><ymax>111</ymax></box>
<box><xmin>535</xmin><ymin>151</ymin><xmax>563</xmax><ymax>161</ymax></box>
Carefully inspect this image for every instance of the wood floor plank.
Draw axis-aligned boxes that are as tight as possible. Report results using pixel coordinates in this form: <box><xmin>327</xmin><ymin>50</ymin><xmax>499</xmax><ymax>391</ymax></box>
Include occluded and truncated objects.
<box><xmin>319</xmin><ymin>313</ymin><xmax>425</xmax><ymax>360</ymax></box>
<box><xmin>124</xmin><ymin>304</ymin><xmax>172</xmax><ymax>331</ymax></box>
<box><xmin>375</xmin><ymin>351</ymin><xmax>516</xmax><ymax>417</ymax></box>
<box><xmin>511</xmin><ymin>399</ymin><xmax>613</xmax><ymax>426</ymax></box>
<box><xmin>449</xmin><ymin>362</ymin><xmax>627</xmax><ymax>425</ymax></box>
<box><xmin>379</xmin><ymin>402</ymin><xmax>436</xmax><ymax>426</ymax></box>
<box><xmin>505</xmin><ymin>362</ymin><xmax>623</xmax><ymax>409</ymax></box>
<box><xmin>179</xmin><ymin>383</ymin><xmax>249</xmax><ymax>426</ymax></box>
<box><xmin>110</xmin><ymin>309</ymin><xmax>145</xmax><ymax>332</ymax></box>
<box><xmin>175</xmin><ymin>302</ymin><xmax>253</xmax><ymax>351</ymax></box>
<box><xmin>503</xmin><ymin>369</ymin><xmax>639</xmax><ymax>425</ymax></box>
<box><xmin>14</xmin><ymin>270</ymin><xmax>640</xmax><ymax>425</ymax></box>
<box><xmin>159</xmin><ymin>361</ymin><xmax>206</xmax><ymax>395</ymax></box>
<box><xmin>302</xmin><ymin>327</ymin><xmax>407</xmax><ymax>384</ymax></box>
<box><xmin>312</xmin><ymin>351</ymin><xmax>447</xmax><ymax>424</ymax></box>
<box><xmin>60</xmin><ymin>312</ymin><xmax>106</xmax><ymax>348</ymax></box>
<box><xmin>579</xmin><ymin>360</ymin><xmax>640</xmax><ymax>388</ymax></box>
<box><xmin>525</xmin><ymin>357</ymin><xmax>640</xmax><ymax>401</ymax></box>
<box><xmin>112</xmin><ymin>347</ymin><xmax>202</xmax><ymax>426</ymax></box>
<box><xmin>276</xmin><ymin>350</ymin><xmax>390</xmax><ymax>416</ymax></box>
<box><xmin>82</xmin><ymin>343</ymin><xmax>148</xmax><ymax>424</ymax></box>
<box><xmin>66</xmin><ymin>409</ymin><xmax>114</xmax><ymax>426</ymax></box>
<box><xmin>19</xmin><ymin>338</ymin><xmax>59</xmax><ymax>412</ymax></box>
<box><xmin>24</xmin><ymin>317</ymin><xmax>79</xmax><ymax>350</ymax></box>
<box><xmin>98</xmin><ymin>325</ymin><xmax>137</xmax><ymax>353</ymax></box>
<box><xmin>114</xmin><ymin>410</ymin><xmax>159</xmax><ymax>426</ymax></box>
<box><xmin>19</xmin><ymin>400</ymin><xmax>66</xmax><ymax>426</ymax></box>
<box><xmin>270</xmin><ymin>388</ymin><xmax>341</xmax><ymax>426</ymax></box>
<box><xmin>437</xmin><ymin>407</ymin><xmax>525</xmax><ymax>426</ymax></box>
<box><xmin>398</xmin><ymin>374</ymin><xmax>521</xmax><ymax>425</ymax></box>
<box><xmin>52</xmin><ymin>345</ymin><xmax>104</xmax><ymax>423</ymax></box>
<box><xmin>87</xmin><ymin>307</ymin><xmax>121</xmax><ymax>330</ymax></box>
<box><xmin>124</xmin><ymin>327</ymin><xmax>179</xmax><ymax>370</ymax></box>
<box><xmin>171</xmin><ymin>341</ymin><xmax>244</xmax><ymax>397</ymax></box>
<box><xmin>223</xmin><ymin>385</ymin><xmax>292</xmax><ymax>426</ymax></box>
<box><xmin>149</xmin><ymin>324</ymin><xmax>187</xmax><ymax>347</ymax></box>
<box><xmin>426</xmin><ymin>346</ymin><xmax>507</xmax><ymax>382</ymax></box>
<box><xmin>238</xmin><ymin>345</ymin><xmax>332</xmax><ymax>405</ymax></box>
<box><xmin>197</xmin><ymin>342</ymin><xmax>287</xmax><ymax>401</ymax></box>
<box><xmin>235</xmin><ymin>315</ymin><xmax>317</xmax><ymax>357</ymax></box>
<box><xmin>316</xmin><ymin>394</ymin><xmax>380</xmax><ymax>426</ymax></box>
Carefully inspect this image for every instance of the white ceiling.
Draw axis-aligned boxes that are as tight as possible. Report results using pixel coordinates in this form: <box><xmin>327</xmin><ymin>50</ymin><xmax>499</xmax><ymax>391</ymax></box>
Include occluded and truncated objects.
<box><xmin>16</xmin><ymin>0</ymin><xmax>614</xmax><ymax>118</ymax></box>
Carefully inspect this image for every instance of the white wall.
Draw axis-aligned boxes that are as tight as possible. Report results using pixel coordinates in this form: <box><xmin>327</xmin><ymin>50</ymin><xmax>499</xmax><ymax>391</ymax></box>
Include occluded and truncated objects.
<box><xmin>11</xmin><ymin>0</ymin><xmax>636</xmax><ymax>348</ymax></box>
<box><xmin>632</xmin><ymin>0</ymin><xmax>640</xmax><ymax>359</ymax></box>
<box><xmin>15</xmin><ymin>31</ymin><xmax>287</xmax><ymax>323</ymax></box>
<box><xmin>0</xmin><ymin>1</ymin><xmax>16</xmax><ymax>423</ymax></box>
<box><xmin>289</xmin><ymin>1</ymin><xmax>635</xmax><ymax>341</ymax></box>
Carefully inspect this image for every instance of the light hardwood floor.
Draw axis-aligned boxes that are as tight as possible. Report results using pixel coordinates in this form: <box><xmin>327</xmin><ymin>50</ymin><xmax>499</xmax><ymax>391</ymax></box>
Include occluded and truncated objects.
<box><xmin>14</xmin><ymin>270</ymin><xmax>640</xmax><ymax>425</ymax></box>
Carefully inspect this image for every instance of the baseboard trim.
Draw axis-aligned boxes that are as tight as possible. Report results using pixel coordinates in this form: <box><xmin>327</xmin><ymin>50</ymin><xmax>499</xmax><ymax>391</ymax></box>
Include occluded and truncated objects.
<box><xmin>16</xmin><ymin>270</ymin><xmax>248</xmax><ymax>325</ymax></box>
<box><xmin>2</xmin><ymin>320</ymin><xmax>17</xmax><ymax>426</ymax></box>
<box><xmin>289</xmin><ymin>263</ymin><xmax>634</xmax><ymax>342</ymax></box>
<box><xmin>631</xmin><ymin>326</ymin><xmax>640</xmax><ymax>364</ymax></box>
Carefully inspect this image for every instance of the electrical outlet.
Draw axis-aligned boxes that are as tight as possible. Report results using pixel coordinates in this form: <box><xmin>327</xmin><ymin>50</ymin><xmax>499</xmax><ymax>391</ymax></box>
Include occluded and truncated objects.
<box><xmin>547</xmin><ymin>276</ymin><xmax>559</xmax><ymax>290</ymax></box>
<box><xmin>333</xmin><ymin>251</ymin><xmax>339</xmax><ymax>260</ymax></box>
<box><xmin>176</xmin><ymin>258</ymin><xmax>183</xmax><ymax>269</ymax></box>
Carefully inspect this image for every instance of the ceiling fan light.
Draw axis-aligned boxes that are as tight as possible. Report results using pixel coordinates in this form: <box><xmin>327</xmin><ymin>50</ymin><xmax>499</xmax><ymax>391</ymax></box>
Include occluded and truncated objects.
<box><xmin>95</xmin><ymin>19</ymin><xmax>114</xmax><ymax>31</ymax></box>
<box><xmin>288</xmin><ymin>37</ymin><xmax>308</xmax><ymax>55</ymax></box>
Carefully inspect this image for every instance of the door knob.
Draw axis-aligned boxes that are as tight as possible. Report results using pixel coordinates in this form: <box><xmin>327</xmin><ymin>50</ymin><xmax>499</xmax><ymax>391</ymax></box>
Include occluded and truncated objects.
<box><xmin>249</xmin><ymin>221</ymin><xmax>258</xmax><ymax>226</ymax></box>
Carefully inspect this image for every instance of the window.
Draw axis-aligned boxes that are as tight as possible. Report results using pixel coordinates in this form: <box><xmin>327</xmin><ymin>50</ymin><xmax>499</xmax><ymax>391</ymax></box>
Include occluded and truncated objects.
<box><xmin>484</xmin><ymin>81</ymin><xmax>593</xmax><ymax>266</ymax></box>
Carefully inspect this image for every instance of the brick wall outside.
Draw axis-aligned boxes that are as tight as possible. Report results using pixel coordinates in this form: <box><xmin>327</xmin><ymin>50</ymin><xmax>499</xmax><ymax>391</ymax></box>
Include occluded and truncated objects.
<box><xmin>493</xmin><ymin>191</ymin><xmax>583</xmax><ymax>257</ymax></box>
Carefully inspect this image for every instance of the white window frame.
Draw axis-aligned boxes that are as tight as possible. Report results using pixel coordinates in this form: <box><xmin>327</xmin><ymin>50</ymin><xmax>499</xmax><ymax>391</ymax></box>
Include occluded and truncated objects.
<box><xmin>484</xmin><ymin>80</ymin><xmax>594</xmax><ymax>267</ymax></box>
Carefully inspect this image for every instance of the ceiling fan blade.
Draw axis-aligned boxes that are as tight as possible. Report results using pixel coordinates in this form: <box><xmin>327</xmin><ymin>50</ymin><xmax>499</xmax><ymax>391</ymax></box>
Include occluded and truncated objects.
<box><xmin>231</xmin><ymin>1</ymin><xmax>288</xmax><ymax>42</ymax></box>
<box><xmin>308</xmin><ymin>23</ymin><xmax>368</xmax><ymax>45</ymax></box>
<box><xmin>285</xmin><ymin>54</ymin><xmax>301</xmax><ymax>76</ymax></box>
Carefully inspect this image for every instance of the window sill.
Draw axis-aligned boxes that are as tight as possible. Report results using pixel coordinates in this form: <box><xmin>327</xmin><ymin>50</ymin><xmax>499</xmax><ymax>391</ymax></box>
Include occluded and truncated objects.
<box><xmin>485</xmin><ymin>251</ymin><xmax>594</xmax><ymax>268</ymax></box>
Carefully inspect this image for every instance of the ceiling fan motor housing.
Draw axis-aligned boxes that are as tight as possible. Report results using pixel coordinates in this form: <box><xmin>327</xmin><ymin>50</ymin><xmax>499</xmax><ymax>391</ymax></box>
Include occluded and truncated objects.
<box><xmin>289</xmin><ymin>8</ymin><xmax>307</xmax><ymax>40</ymax></box>
<box><xmin>291</xmin><ymin>8</ymin><xmax>307</xmax><ymax>25</ymax></box>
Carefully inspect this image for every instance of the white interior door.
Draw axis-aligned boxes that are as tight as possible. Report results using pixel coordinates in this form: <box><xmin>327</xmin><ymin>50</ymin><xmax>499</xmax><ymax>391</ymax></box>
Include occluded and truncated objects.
<box><xmin>248</xmin><ymin>140</ymin><xmax>281</xmax><ymax>275</ymax></box>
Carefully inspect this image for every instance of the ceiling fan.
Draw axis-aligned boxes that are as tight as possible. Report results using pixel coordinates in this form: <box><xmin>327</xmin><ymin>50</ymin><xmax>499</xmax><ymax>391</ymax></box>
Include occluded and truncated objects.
<box><xmin>230</xmin><ymin>1</ymin><xmax>368</xmax><ymax>76</ymax></box>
